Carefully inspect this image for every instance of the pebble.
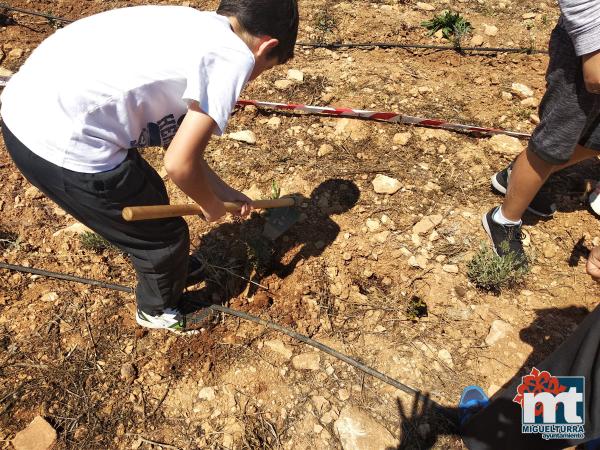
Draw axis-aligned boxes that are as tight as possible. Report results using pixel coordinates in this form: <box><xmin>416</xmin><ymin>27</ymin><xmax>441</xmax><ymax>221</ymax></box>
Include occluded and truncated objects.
<box><xmin>334</xmin><ymin>406</ymin><xmax>399</xmax><ymax>449</ymax></box>
<box><xmin>198</xmin><ymin>387</ymin><xmax>216</xmax><ymax>401</ymax></box>
<box><xmin>483</xmin><ymin>24</ymin><xmax>498</xmax><ymax>36</ymax></box>
<box><xmin>437</xmin><ymin>349</ymin><xmax>454</xmax><ymax>368</ymax></box>
<box><xmin>366</xmin><ymin>218</ymin><xmax>381</xmax><ymax>232</ymax></box>
<box><xmin>501</xmin><ymin>91</ymin><xmax>513</xmax><ymax>100</ymax></box>
<box><xmin>40</xmin><ymin>292</ymin><xmax>59</xmax><ymax>302</ymax></box>
<box><xmin>318</xmin><ymin>144</ymin><xmax>334</xmax><ymax>157</ymax></box>
<box><xmin>511</xmin><ymin>82</ymin><xmax>534</xmax><ymax>99</ymax></box>
<box><xmin>287</xmin><ymin>69</ymin><xmax>304</xmax><ymax>82</ymax></box>
<box><xmin>292</xmin><ymin>352</ymin><xmax>321</xmax><ymax>371</ymax></box>
<box><xmin>120</xmin><ymin>363</ymin><xmax>137</xmax><ymax>382</ymax></box>
<box><xmin>487</xmin><ymin>134</ymin><xmax>524</xmax><ymax>156</ymax></box>
<box><xmin>408</xmin><ymin>255</ymin><xmax>428</xmax><ymax>269</ymax></box>
<box><xmin>471</xmin><ymin>35</ymin><xmax>485</xmax><ymax>46</ymax></box>
<box><xmin>264</xmin><ymin>339</ymin><xmax>293</xmax><ymax>360</ymax></box>
<box><xmin>413</xmin><ymin>215</ymin><xmax>443</xmax><ymax>235</ymax></box>
<box><xmin>393</xmin><ymin>132</ymin><xmax>412</xmax><ymax>145</ymax></box>
<box><xmin>12</xmin><ymin>416</ymin><xmax>57</xmax><ymax>450</ymax></box>
<box><xmin>372</xmin><ymin>174</ymin><xmax>401</xmax><ymax>195</ymax></box>
<box><xmin>416</xmin><ymin>2</ymin><xmax>435</xmax><ymax>11</ymax></box>
<box><xmin>228</xmin><ymin>130</ymin><xmax>256</xmax><ymax>144</ymax></box>
<box><xmin>485</xmin><ymin>320</ymin><xmax>513</xmax><ymax>346</ymax></box>
<box><xmin>274</xmin><ymin>79</ymin><xmax>293</xmax><ymax>90</ymax></box>
<box><xmin>520</xmin><ymin>97</ymin><xmax>539</xmax><ymax>108</ymax></box>
<box><xmin>442</xmin><ymin>264</ymin><xmax>459</xmax><ymax>274</ymax></box>
<box><xmin>267</xmin><ymin>117</ymin><xmax>281</xmax><ymax>128</ymax></box>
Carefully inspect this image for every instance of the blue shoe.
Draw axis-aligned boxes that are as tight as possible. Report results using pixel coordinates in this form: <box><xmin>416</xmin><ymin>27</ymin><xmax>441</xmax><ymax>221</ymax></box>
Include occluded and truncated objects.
<box><xmin>586</xmin><ymin>437</ymin><xmax>600</xmax><ymax>450</ymax></box>
<box><xmin>458</xmin><ymin>385</ymin><xmax>489</xmax><ymax>426</ymax></box>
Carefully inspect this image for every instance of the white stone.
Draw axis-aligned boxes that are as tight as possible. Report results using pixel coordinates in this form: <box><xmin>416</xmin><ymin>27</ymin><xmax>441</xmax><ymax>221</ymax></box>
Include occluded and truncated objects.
<box><xmin>483</xmin><ymin>24</ymin><xmax>498</xmax><ymax>36</ymax></box>
<box><xmin>437</xmin><ymin>349</ymin><xmax>454</xmax><ymax>368</ymax></box>
<box><xmin>501</xmin><ymin>91</ymin><xmax>513</xmax><ymax>100</ymax></box>
<box><xmin>373</xmin><ymin>231</ymin><xmax>390</xmax><ymax>244</ymax></box>
<box><xmin>520</xmin><ymin>97</ymin><xmax>539</xmax><ymax>108</ymax></box>
<box><xmin>292</xmin><ymin>352</ymin><xmax>321</xmax><ymax>370</ymax></box>
<box><xmin>267</xmin><ymin>117</ymin><xmax>281</xmax><ymax>128</ymax></box>
<box><xmin>318</xmin><ymin>144</ymin><xmax>334</xmax><ymax>157</ymax></box>
<box><xmin>393</xmin><ymin>132</ymin><xmax>412</xmax><ymax>145</ymax></box>
<box><xmin>264</xmin><ymin>339</ymin><xmax>293</xmax><ymax>360</ymax></box>
<box><xmin>416</xmin><ymin>2</ymin><xmax>435</xmax><ymax>11</ymax></box>
<box><xmin>228</xmin><ymin>130</ymin><xmax>256</xmax><ymax>144</ymax></box>
<box><xmin>487</xmin><ymin>134</ymin><xmax>524</xmax><ymax>156</ymax></box>
<box><xmin>442</xmin><ymin>264</ymin><xmax>459</xmax><ymax>274</ymax></box>
<box><xmin>366</xmin><ymin>218</ymin><xmax>381</xmax><ymax>232</ymax></box>
<box><xmin>471</xmin><ymin>35</ymin><xmax>485</xmax><ymax>46</ymax></box>
<box><xmin>40</xmin><ymin>292</ymin><xmax>59</xmax><ymax>302</ymax></box>
<box><xmin>287</xmin><ymin>69</ymin><xmax>304</xmax><ymax>82</ymax></box>
<box><xmin>274</xmin><ymin>79</ymin><xmax>293</xmax><ymax>90</ymax></box>
<box><xmin>485</xmin><ymin>320</ymin><xmax>513</xmax><ymax>346</ymax></box>
<box><xmin>334</xmin><ymin>406</ymin><xmax>400</xmax><ymax>450</ymax></box>
<box><xmin>413</xmin><ymin>215</ymin><xmax>443</xmax><ymax>235</ymax></box>
<box><xmin>52</xmin><ymin>222</ymin><xmax>92</xmax><ymax>237</ymax></box>
<box><xmin>511</xmin><ymin>82</ymin><xmax>534</xmax><ymax>99</ymax></box>
<box><xmin>372</xmin><ymin>174</ymin><xmax>401</xmax><ymax>195</ymax></box>
<box><xmin>12</xmin><ymin>416</ymin><xmax>57</xmax><ymax>450</ymax></box>
<box><xmin>408</xmin><ymin>255</ymin><xmax>427</xmax><ymax>269</ymax></box>
<box><xmin>198</xmin><ymin>387</ymin><xmax>216</xmax><ymax>401</ymax></box>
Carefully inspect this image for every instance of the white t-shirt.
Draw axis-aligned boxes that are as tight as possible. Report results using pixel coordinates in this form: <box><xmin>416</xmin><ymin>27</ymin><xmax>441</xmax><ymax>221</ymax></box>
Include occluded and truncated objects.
<box><xmin>0</xmin><ymin>6</ymin><xmax>255</xmax><ymax>173</ymax></box>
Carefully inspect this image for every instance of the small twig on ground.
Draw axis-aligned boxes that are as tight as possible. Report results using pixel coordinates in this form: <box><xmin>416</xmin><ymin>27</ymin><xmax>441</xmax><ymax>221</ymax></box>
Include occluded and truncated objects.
<box><xmin>208</xmin><ymin>263</ymin><xmax>269</xmax><ymax>290</ymax></box>
<box><xmin>136</xmin><ymin>437</ymin><xmax>181</xmax><ymax>450</ymax></box>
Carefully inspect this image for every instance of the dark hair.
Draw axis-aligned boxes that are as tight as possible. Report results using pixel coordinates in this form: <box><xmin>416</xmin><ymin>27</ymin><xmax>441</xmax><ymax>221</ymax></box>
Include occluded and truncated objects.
<box><xmin>217</xmin><ymin>0</ymin><xmax>299</xmax><ymax>64</ymax></box>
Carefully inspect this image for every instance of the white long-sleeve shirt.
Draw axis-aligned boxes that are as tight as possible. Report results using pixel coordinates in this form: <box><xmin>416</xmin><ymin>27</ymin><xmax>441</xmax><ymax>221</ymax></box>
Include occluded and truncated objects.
<box><xmin>559</xmin><ymin>0</ymin><xmax>600</xmax><ymax>56</ymax></box>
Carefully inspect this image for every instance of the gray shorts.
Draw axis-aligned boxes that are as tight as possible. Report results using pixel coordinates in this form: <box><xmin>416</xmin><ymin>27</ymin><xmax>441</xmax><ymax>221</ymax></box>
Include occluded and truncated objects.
<box><xmin>529</xmin><ymin>24</ymin><xmax>600</xmax><ymax>164</ymax></box>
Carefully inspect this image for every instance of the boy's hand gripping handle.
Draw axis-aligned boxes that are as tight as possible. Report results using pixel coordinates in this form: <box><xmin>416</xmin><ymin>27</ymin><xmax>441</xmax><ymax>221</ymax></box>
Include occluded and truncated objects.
<box><xmin>122</xmin><ymin>197</ymin><xmax>296</xmax><ymax>221</ymax></box>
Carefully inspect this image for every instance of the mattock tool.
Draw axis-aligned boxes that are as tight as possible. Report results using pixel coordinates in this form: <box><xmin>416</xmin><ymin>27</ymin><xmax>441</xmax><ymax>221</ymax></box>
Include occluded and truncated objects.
<box><xmin>122</xmin><ymin>196</ymin><xmax>301</xmax><ymax>240</ymax></box>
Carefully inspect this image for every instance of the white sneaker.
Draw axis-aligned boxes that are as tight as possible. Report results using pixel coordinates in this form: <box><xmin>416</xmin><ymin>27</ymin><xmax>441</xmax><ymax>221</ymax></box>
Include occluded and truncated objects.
<box><xmin>136</xmin><ymin>308</ymin><xmax>186</xmax><ymax>333</ymax></box>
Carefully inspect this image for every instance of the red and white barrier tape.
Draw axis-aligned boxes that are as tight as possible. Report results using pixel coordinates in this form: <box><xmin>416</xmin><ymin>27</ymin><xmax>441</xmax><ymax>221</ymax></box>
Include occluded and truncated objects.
<box><xmin>0</xmin><ymin>75</ymin><xmax>530</xmax><ymax>139</ymax></box>
<box><xmin>237</xmin><ymin>99</ymin><xmax>531</xmax><ymax>139</ymax></box>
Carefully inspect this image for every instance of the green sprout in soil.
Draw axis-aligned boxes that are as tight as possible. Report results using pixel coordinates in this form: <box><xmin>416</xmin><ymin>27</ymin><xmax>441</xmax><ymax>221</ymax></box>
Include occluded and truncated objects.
<box><xmin>313</xmin><ymin>7</ymin><xmax>337</xmax><ymax>43</ymax></box>
<box><xmin>422</xmin><ymin>10</ymin><xmax>472</xmax><ymax>48</ymax></box>
<box><xmin>406</xmin><ymin>295</ymin><xmax>428</xmax><ymax>321</ymax></box>
<box><xmin>79</xmin><ymin>231</ymin><xmax>116</xmax><ymax>253</ymax></box>
<box><xmin>270</xmin><ymin>180</ymin><xmax>281</xmax><ymax>200</ymax></box>
<box><xmin>467</xmin><ymin>242</ymin><xmax>530</xmax><ymax>292</ymax></box>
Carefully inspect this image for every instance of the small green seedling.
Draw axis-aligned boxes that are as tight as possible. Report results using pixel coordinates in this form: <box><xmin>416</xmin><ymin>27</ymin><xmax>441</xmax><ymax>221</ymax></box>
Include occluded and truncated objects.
<box><xmin>422</xmin><ymin>10</ymin><xmax>472</xmax><ymax>48</ymax></box>
<box><xmin>270</xmin><ymin>180</ymin><xmax>281</xmax><ymax>200</ymax></box>
<box><xmin>406</xmin><ymin>295</ymin><xmax>428</xmax><ymax>321</ymax></box>
<box><xmin>467</xmin><ymin>242</ymin><xmax>529</xmax><ymax>292</ymax></box>
<box><xmin>79</xmin><ymin>232</ymin><xmax>115</xmax><ymax>253</ymax></box>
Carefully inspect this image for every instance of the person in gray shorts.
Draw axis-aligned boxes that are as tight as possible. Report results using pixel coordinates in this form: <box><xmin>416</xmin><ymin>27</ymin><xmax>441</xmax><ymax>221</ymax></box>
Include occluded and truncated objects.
<box><xmin>483</xmin><ymin>0</ymin><xmax>600</xmax><ymax>266</ymax></box>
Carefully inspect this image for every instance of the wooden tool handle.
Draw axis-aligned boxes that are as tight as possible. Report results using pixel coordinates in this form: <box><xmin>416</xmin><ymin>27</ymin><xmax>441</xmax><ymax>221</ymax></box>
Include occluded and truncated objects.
<box><xmin>122</xmin><ymin>197</ymin><xmax>296</xmax><ymax>221</ymax></box>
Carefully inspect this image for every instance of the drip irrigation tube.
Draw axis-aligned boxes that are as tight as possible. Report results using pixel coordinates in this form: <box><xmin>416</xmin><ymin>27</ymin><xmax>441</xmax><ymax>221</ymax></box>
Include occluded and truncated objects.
<box><xmin>0</xmin><ymin>3</ymin><xmax>545</xmax><ymax>56</ymax></box>
<box><xmin>297</xmin><ymin>41</ymin><xmax>547</xmax><ymax>54</ymax></box>
<box><xmin>0</xmin><ymin>261</ymin><xmax>454</xmax><ymax>420</ymax></box>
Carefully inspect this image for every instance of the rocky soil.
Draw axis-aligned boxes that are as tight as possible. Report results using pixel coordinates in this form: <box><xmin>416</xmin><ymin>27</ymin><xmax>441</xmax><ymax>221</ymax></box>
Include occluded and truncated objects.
<box><xmin>1</xmin><ymin>0</ymin><xmax>599</xmax><ymax>449</ymax></box>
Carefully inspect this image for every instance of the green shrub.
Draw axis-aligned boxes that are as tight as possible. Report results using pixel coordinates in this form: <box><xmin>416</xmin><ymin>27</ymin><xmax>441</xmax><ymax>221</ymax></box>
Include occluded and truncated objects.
<box><xmin>422</xmin><ymin>11</ymin><xmax>472</xmax><ymax>47</ymax></box>
<box><xmin>467</xmin><ymin>243</ymin><xmax>529</xmax><ymax>292</ymax></box>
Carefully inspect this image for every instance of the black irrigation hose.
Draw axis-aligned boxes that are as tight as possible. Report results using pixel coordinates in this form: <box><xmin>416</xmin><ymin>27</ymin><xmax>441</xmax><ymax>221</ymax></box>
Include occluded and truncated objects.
<box><xmin>0</xmin><ymin>3</ymin><xmax>544</xmax><ymax>56</ymax></box>
<box><xmin>0</xmin><ymin>4</ymin><xmax>72</xmax><ymax>24</ymax></box>
<box><xmin>0</xmin><ymin>262</ymin><xmax>133</xmax><ymax>293</ymax></box>
<box><xmin>298</xmin><ymin>41</ymin><xmax>547</xmax><ymax>54</ymax></box>
<box><xmin>0</xmin><ymin>261</ymin><xmax>455</xmax><ymax>420</ymax></box>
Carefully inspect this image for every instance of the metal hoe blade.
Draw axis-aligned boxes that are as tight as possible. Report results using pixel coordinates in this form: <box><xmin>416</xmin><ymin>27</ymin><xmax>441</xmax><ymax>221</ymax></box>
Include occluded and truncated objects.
<box><xmin>262</xmin><ymin>207</ymin><xmax>300</xmax><ymax>241</ymax></box>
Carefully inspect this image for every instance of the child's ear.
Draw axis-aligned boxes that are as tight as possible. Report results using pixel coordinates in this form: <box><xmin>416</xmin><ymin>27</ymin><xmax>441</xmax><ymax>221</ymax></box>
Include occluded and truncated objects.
<box><xmin>256</xmin><ymin>37</ymin><xmax>279</xmax><ymax>58</ymax></box>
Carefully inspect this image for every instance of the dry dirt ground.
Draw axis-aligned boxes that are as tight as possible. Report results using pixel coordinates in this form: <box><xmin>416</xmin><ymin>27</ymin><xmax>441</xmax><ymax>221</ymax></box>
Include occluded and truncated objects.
<box><xmin>1</xmin><ymin>0</ymin><xmax>599</xmax><ymax>449</ymax></box>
